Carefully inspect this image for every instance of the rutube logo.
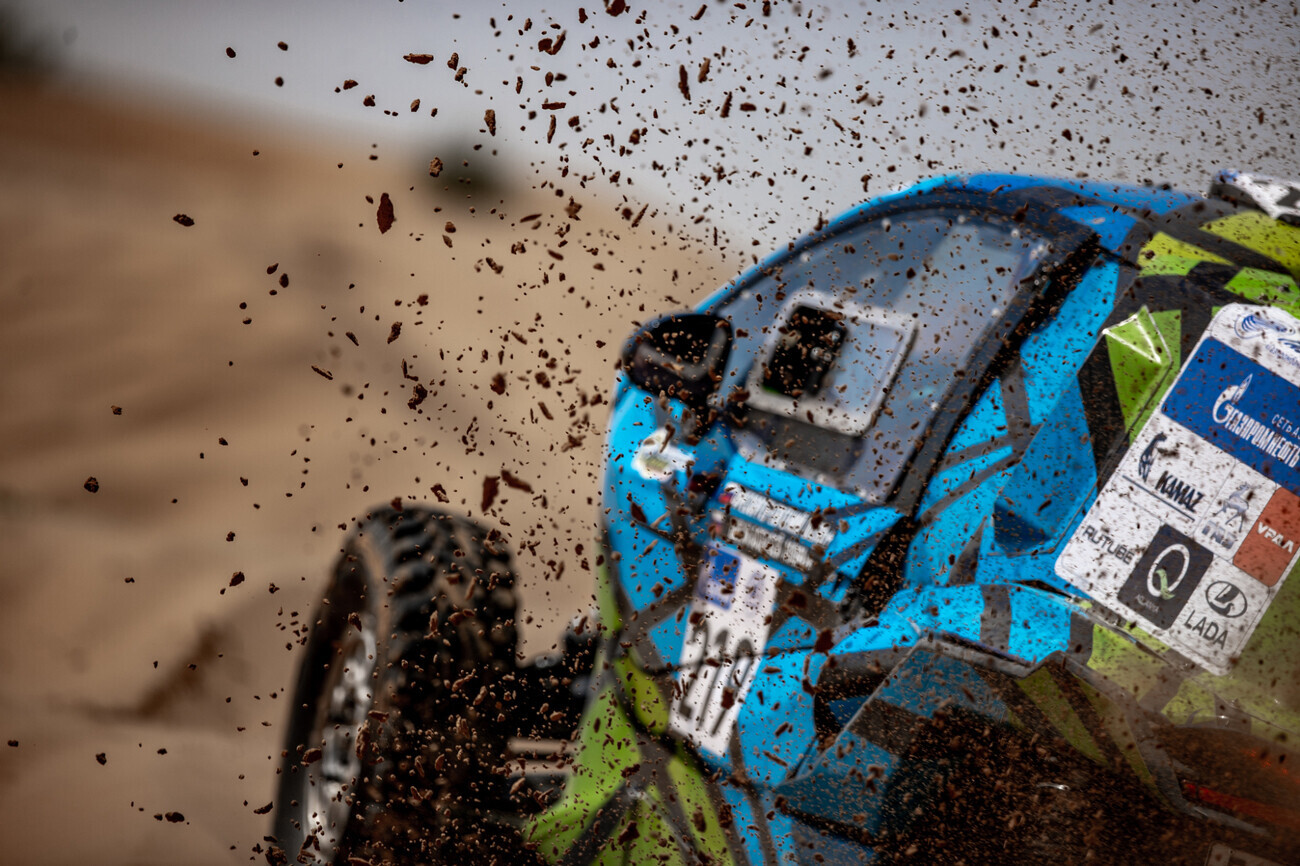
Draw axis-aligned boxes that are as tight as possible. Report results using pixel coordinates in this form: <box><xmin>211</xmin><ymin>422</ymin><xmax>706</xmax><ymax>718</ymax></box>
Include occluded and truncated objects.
<box><xmin>1118</xmin><ymin>525</ymin><xmax>1213</xmax><ymax>630</ymax></box>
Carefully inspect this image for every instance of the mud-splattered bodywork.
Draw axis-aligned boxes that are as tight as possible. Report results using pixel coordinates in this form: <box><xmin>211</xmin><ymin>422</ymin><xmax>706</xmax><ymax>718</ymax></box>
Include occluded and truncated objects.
<box><xmin>527</xmin><ymin>174</ymin><xmax>1300</xmax><ymax>864</ymax></box>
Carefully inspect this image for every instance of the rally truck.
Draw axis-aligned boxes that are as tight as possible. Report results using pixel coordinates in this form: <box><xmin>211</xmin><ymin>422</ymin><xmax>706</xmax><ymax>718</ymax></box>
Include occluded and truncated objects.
<box><xmin>272</xmin><ymin>171</ymin><xmax>1300</xmax><ymax>865</ymax></box>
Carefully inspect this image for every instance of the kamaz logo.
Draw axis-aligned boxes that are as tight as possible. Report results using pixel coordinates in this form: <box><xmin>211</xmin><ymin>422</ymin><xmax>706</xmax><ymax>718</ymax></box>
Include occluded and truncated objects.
<box><xmin>1138</xmin><ymin>432</ymin><xmax>1167</xmax><ymax>483</ymax></box>
<box><xmin>1258</xmin><ymin>522</ymin><xmax>1297</xmax><ymax>554</ymax></box>
<box><xmin>1153</xmin><ymin>470</ymin><xmax>1205</xmax><ymax>513</ymax></box>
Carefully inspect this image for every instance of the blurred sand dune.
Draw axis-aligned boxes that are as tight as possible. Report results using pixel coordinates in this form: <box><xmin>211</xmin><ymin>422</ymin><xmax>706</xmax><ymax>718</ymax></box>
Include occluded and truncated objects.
<box><xmin>0</xmin><ymin>77</ymin><xmax>723</xmax><ymax>863</ymax></box>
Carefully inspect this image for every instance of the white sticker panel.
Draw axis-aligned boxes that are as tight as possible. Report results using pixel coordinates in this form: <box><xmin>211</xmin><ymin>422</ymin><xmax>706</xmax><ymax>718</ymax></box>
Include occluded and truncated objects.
<box><xmin>1057</xmin><ymin>305</ymin><xmax>1300</xmax><ymax>675</ymax></box>
<box><xmin>668</xmin><ymin>546</ymin><xmax>779</xmax><ymax>757</ymax></box>
<box><xmin>1214</xmin><ymin>170</ymin><xmax>1300</xmax><ymax>224</ymax></box>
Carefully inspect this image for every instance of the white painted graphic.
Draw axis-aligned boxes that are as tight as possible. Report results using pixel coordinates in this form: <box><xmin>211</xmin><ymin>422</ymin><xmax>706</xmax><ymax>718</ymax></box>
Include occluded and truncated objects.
<box><xmin>1214</xmin><ymin>170</ymin><xmax>1300</xmax><ymax>224</ymax></box>
<box><xmin>631</xmin><ymin>426</ymin><xmax>693</xmax><ymax>481</ymax></box>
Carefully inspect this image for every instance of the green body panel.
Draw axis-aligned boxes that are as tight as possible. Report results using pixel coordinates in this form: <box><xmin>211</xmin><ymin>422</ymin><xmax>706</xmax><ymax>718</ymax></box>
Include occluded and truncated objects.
<box><xmin>1224</xmin><ymin>268</ymin><xmax>1300</xmax><ymax>316</ymax></box>
<box><xmin>616</xmin><ymin>654</ymin><xmax>670</xmax><ymax>736</ymax></box>
<box><xmin>1104</xmin><ymin>306</ymin><xmax>1180</xmax><ymax>435</ymax></box>
<box><xmin>1016</xmin><ymin>666</ymin><xmax>1108</xmax><ymax>766</ymax></box>
<box><xmin>527</xmin><ymin>680</ymin><xmax>642</xmax><ymax>860</ymax></box>
<box><xmin>1202</xmin><ymin>210</ymin><xmax>1300</xmax><ymax>281</ymax></box>
<box><xmin>526</xmin><ymin>662</ymin><xmax>736</xmax><ymax>865</ymax></box>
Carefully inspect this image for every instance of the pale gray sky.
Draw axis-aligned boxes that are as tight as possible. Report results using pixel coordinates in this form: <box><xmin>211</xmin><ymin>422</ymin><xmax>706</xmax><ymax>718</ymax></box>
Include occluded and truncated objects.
<box><xmin>15</xmin><ymin>0</ymin><xmax>1299</xmax><ymax>256</ymax></box>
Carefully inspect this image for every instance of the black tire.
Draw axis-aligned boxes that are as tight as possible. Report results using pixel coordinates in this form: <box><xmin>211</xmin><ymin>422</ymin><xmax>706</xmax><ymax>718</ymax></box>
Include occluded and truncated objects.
<box><xmin>272</xmin><ymin>505</ymin><xmax>528</xmax><ymax>865</ymax></box>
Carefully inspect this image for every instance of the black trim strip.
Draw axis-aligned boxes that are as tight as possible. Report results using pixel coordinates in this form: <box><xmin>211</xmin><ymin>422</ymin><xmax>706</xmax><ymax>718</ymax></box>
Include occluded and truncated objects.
<box><xmin>1151</xmin><ymin>213</ymin><xmax>1288</xmax><ymax>275</ymax></box>
<box><xmin>974</xmin><ymin>665</ymin><xmax>1060</xmax><ymax>737</ymax></box>
<box><xmin>979</xmin><ymin>584</ymin><xmax>1012</xmax><ymax>653</ymax></box>
<box><xmin>813</xmin><ymin>650</ymin><xmax>897</xmax><ymax>749</ymax></box>
<box><xmin>1136</xmin><ymin>665</ymin><xmax>1184</xmax><ymax>714</ymax></box>
<box><xmin>947</xmin><ymin>521</ymin><xmax>984</xmax><ymax>587</ymax></box>
<box><xmin>997</xmin><ymin>185</ymin><xmax>1104</xmax><ymax>213</ymax></box>
<box><xmin>782</xmin><ymin>806</ymin><xmax>879</xmax><ymax>850</ymax></box>
<box><xmin>627</xmin><ymin>749</ymin><xmax>701</xmax><ymax>865</ymax></box>
<box><xmin>848</xmin><ymin>698</ymin><xmax>931</xmax><ymax>757</ymax></box>
<box><xmin>936</xmin><ymin>433</ymin><xmax>1015</xmax><ymax>472</ymax></box>
<box><xmin>1043</xmin><ymin>662</ymin><xmax>1127</xmax><ymax>771</ymax></box>
<box><xmin>823</xmin><ymin>524</ymin><xmax>893</xmax><ymax>572</ymax></box>
<box><xmin>556</xmin><ymin>786</ymin><xmax>637</xmax><ymax>866</ymax></box>
<box><xmin>1000</xmin><ymin>358</ymin><xmax>1036</xmax><ymax>450</ymax></box>
<box><xmin>1067</xmin><ymin>613</ymin><xmax>1094</xmax><ymax>661</ymax></box>
<box><xmin>918</xmin><ymin>452</ymin><xmax>1020</xmax><ymax>527</ymax></box>
<box><xmin>1076</xmin><ymin>332</ymin><xmax>1130</xmax><ymax>473</ymax></box>
<box><xmin>1117</xmin><ymin>220</ymin><xmax>1156</xmax><ymax>265</ymax></box>
<box><xmin>773</xmin><ymin>580</ymin><xmax>841</xmax><ymax>633</ymax></box>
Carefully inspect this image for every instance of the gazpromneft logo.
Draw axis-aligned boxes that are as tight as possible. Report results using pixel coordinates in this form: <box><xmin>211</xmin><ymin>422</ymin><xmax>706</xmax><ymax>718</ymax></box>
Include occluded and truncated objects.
<box><xmin>1211</xmin><ymin>375</ymin><xmax>1300</xmax><ymax>469</ymax></box>
<box><xmin>1164</xmin><ymin>338</ymin><xmax>1300</xmax><ymax>496</ymax></box>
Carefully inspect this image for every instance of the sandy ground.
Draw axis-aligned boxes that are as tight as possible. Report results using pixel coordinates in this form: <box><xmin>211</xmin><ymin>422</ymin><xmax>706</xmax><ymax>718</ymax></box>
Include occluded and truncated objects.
<box><xmin>0</xmin><ymin>76</ymin><xmax>724</xmax><ymax>864</ymax></box>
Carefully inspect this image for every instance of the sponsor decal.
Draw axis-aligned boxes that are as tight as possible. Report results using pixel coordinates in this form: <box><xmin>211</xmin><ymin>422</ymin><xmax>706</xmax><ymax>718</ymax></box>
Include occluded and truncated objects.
<box><xmin>1233</xmin><ymin>310</ymin><xmax>1293</xmax><ymax>340</ymax></box>
<box><xmin>1078</xmin><ymin>523</ymin><xmax>1138</xmax><ymax>565</ymax></box>
<box><xmin>631</xmin><ymin>427</ymin><xmax>693</xmax><ymax>482</ymax></box>
<box><xmin>1204</xmin><ymin>581</ymin><xmax>1248</xmax><ymax>619</ymax></box>
<box><xmin>1183</xmin><ymin>612</ymin><xmax>1231</xmax><ymax>649</ymax></box>
<box><xmin>1211</xmin><ymin>375</ymin><xmax>1300</xmax><ymax>468</ymax></box>
<box><xmin>1152</xmin><ymin>470</ymin><xmax>1206</xmax><ymax>514</ymax></box>
<box><xmin>712</xmin><ymin>483</ymin><xmax>835</xmax><ymax>571</ymax></box>
<box><xmin>1058</xmin><ymin>307</ymin><xmax>1300</xmax><ymax>675</ymax></box>
<box><xmin>1214</xmin><ymin>170</ymin><xmax>1300</xmax><ymax>224</ymax></box>
<box><xmin>1123</xmin><ymin>429</ymin><xmax>1208</xmax><ymax>518</ymax></box>
<box><xmin>1273</xmin><ymin>336</ymin><xmax>1300</xmax><ymax>371</ymax></box>
<box><xmin>1233</xmin><ymin>487</ymin><xmax>1300</xmax><ymax>587</ymax></box>
<box><xmin>1163</xmin><ymin>338</ymin><xmax>1300</xmax><ymax>495</ymax></box>
<box><xmin>1198</xmin><ymin>481</ymin><xmax>1257</xmax><ymax>550</ymax></box>
<box><xmin>697</xmin><ymin>546</ymin><xmax>741</xmax><ymax>610</ymax></box>
<box><xmin>1137</xmin><ymin>431</ymin><xmax>1167</xmax><ymax>483</ymax></box>
<box><xmin>1117</xmin><ymin>525</ymin><xmax>1212</xmax><ymax>630</ymax></box>
<box><xmin>1231</xmin><ymin>307</ymin><xmax>1300</xmax><ymax>371</ymax></box>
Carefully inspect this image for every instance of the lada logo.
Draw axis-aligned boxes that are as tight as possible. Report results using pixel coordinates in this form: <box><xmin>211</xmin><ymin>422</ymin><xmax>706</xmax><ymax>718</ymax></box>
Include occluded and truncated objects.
<box><xmin>1204</xmin><ymin>581</ymin><xmax>1248</xmax><ymax>619</ymax></box>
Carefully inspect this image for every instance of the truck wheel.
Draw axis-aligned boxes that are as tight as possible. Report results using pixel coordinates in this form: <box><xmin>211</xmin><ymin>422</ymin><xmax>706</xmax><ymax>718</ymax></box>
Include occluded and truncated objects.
<box><xmin>272</xmin><ymin>505</ymin><xmax>526</xmax><ymax>864</ymax></box>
